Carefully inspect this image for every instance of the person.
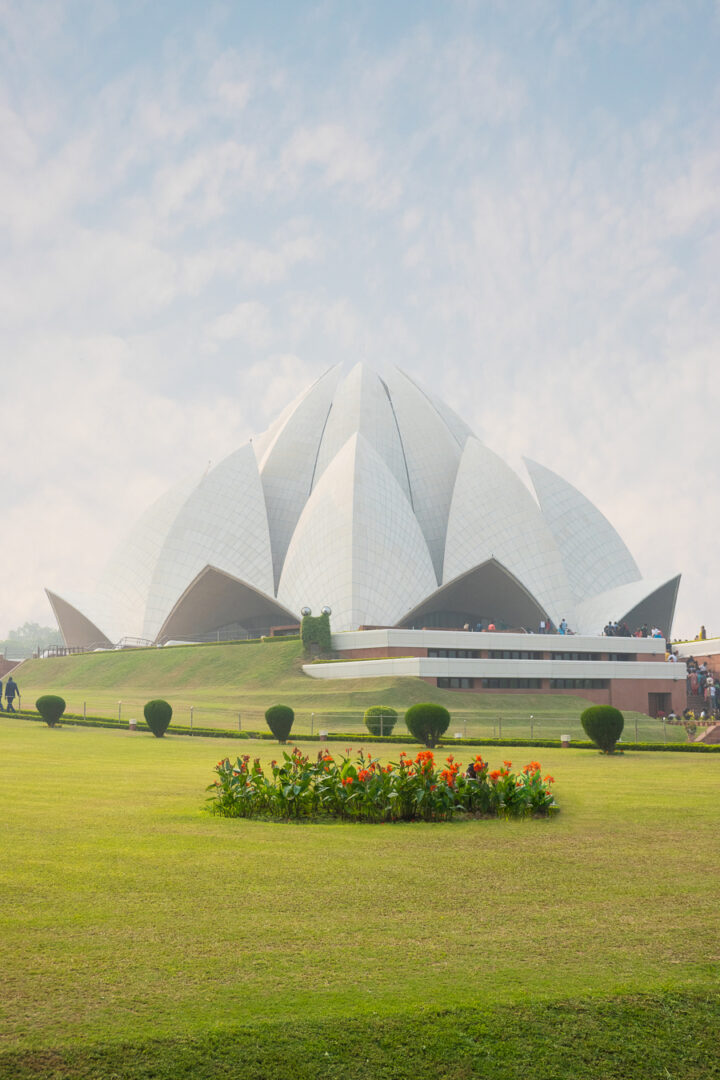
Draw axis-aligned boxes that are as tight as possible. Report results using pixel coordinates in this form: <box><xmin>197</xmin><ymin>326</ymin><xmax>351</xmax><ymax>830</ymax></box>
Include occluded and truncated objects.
<box><xmin>5</xmin><ymin>675</ymin><xmax>19</xmax><ymax>712</ymax></box>
<box><xmin>559</xmin><ymin>618</ymin><xmax>568</xmax><ymax>635</ymax></box>
<box><xmin>539</xmin><ymin>619</ymin><xmax>546</xmax><ymax>634</ymax></box>
<box><xmin>699</xmin><ymin>625</ymin><xmax>707</xmax><ymax>641</ymax></box>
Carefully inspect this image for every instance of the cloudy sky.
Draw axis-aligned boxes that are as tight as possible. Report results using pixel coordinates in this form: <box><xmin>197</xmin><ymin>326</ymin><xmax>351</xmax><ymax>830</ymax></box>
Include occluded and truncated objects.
<box><xmin>1</xmin><ymin>0</ymin><xmax>718</xmax><ymax>640</ymax></box>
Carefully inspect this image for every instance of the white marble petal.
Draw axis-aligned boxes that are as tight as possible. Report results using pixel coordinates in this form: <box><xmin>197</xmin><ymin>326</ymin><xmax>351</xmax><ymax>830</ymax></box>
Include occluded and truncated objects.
<box><xmin>278</xmin><ymin>433</ymin><xmax>437</xmax><ymax>632</ymax></box>
<box><xmin>572</xmin><ymin>576</ymin><xmax>680</xmax><ymax>637</ymax></box>
<box><xmin>382</xmin><ymin>368</ymin><xmax>463</xmax><ymax>582</ymax></box>
<box><xmin>142</xmin><ymin>444</ymin><xmax>274</xmax><ymax>641</ymax></box>
<box><xmin>525</xmin><ymin>458</ymin><xmax>641</xmax><ymax>603</ymax></box>
<box><xmin>256</xmin><ymin>365</ymin><xmax>341</xmax><ymax>588</ymax></box>
<box><xmin>311</xmin><ymin>363</ymin><xmax>411</xmax><ymax>502</ymax></box>
<box><xmin>93</xmin><ymin>476</ymin><xmax>202</xmax><ymax>641</ymax></box>
<box><xmin>443</xmin><ymin>438</ymin><xmax>573</xmax><ymax>622</ymax></box>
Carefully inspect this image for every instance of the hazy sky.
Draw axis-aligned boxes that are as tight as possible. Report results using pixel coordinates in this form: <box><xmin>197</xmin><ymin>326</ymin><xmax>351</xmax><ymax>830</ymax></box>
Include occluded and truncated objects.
<box><xmin>2</xmin><ymin>0</ymin><xmax>718</xmax><ymax>640</ymax></box>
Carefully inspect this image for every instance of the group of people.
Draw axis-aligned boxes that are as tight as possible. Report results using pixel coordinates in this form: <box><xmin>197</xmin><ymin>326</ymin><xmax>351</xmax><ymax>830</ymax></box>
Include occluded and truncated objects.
<box><xmin>684</xmin><ymin>657</ymin><xmax>718</xmax><ymax>712</ymax></box>
<box><xmin>603</xmin><ymin>621</ymin><xmax>664</xmax><ymax>638</ymax></box>
<box><xmin>0</xmin><ymin>675</ymin><xmax>20</xmax><ymax>712</ymax></box>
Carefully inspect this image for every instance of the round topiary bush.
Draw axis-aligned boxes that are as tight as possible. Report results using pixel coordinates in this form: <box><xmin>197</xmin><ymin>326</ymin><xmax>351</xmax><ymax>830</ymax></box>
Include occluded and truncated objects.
<box><xmin>36</xmin><ymin>695</ymin><xmax>66</xmax><ymax>728</ymax></box>
<box><xmin>265</xmin><ymin>704</ymin><xmax>294</xmax><ymax>743</ymax></box>
<box><xmin>364</xmin><ymin>705</ymin><xmax>398</xmax><ymax>737</ymax></box>
<box><xmin>405</xmin><ymin>703</ymin><xmax>451</xmax><ymax>748</ymax></box>
<box><xmin>580</xmin><ymin>704</ymin><xmax>624</xmax><ymax>753</ymax></box>
<box><xmin>143</xmin><ymin>699</ymin><xmax>173</xmax><ymax>738</ymax></box>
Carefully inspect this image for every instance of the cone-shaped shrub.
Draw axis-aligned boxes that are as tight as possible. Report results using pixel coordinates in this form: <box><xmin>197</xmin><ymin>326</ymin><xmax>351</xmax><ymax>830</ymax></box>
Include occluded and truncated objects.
<box><xmin>405</xmin><ymin>703</ymin><xmax>451</xmax><ymax>748</ymax></box>
<box><xmin>265</xmin><ymin>704</ymin><xmax>294</xmax><ymax>743</ymax></box>
<box><xmin>364</xmin><ymin>705</ymin><xmax>398</xmax><ymax>737</ymax></box>
<box><xmin>36</xmin><ymin>695</ymin><xmax>66</xmax><ymax>728</ymax></box>
<box><xmin>143</xmin><ymin>699</ymin><xmax>173</xmax><ymax>738</ymax></box>
<box><xmin>581</xmin><ymin>705</ymin><xmax>624</xmax><ymax>753</ymax></box>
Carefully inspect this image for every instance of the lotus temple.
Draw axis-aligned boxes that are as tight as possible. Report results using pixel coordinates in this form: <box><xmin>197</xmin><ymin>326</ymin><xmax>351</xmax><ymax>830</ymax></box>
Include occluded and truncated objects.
<box><xmin>47</xmin><ymin>363</ymin><xmax>686</xmax><ymax>714</ymax></box>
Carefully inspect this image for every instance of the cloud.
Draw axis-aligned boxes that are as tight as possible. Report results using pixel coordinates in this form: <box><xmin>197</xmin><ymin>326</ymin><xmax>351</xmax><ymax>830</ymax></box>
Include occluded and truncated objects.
<box><xmin>0</xmin><ymin>0</ymin><xmax>718</xmax><ymax>642</ymax></box>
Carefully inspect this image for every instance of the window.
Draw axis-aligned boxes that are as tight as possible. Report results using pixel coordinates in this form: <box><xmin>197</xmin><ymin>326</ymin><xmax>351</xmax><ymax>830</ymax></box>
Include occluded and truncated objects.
<box><xmin>488</xmin><ymin>650</ymin><xmax>543</xmax><ymax>659</ymax></box>
<box><xmin>480</xmin><ymin>678</ymin><xmax>542</xmax><ymax>689</ymax></box>
<box><xmin>437</xmin><ymin>677</ymin><xmax>475</xmax><ymax>689</ymax></box>
<box><xmin>549</xmin><ymin>679</ymin><xmax>609</xmax><ymax>689</ymax></box>
<box><xmin>550</xmin><ymin>652</ymin><xmax>601</xmax><ymax>662</ymax></box>
<box><xmin>428</xmin><ymin>648</ymin><xmax>480</xmax><ymax>659</ymax></box>
<box><xmin>608</xmin><ymin>653</ymin><xmax>635</xmax><ymax>662</ymax></box>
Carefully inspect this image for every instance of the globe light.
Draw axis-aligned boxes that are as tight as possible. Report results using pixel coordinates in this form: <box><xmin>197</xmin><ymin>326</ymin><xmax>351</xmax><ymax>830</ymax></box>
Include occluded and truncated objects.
<box><xmin>300</xmin><ymin>606</ymin><xmax>312</xmax><ymax>617</ymax></box>
<box><xmin>321</xmin><ymin>606</ymin><xmax>332</xmax><ymax>616</ymax></box>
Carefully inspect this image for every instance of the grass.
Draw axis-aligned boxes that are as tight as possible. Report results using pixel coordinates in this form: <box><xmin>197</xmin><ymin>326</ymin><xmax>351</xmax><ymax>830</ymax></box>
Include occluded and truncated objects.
<box><xmin>11</xmin><ymin>639</ymin><xmax>672</xmax><ymax>742</ymax></box>
<box><xmin>1</xmin><ymin>716</ymin><xmax>718</xmax><ymax>1078</ymax></box>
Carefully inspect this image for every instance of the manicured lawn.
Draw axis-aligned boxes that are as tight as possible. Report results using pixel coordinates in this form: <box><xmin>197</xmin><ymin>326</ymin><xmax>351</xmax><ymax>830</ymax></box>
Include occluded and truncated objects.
<box><xmin>1</xmin><ymin>717</ymin><xmax>718</xmax><ymax>1077</ymax></box>
<box><xmin>12</xmin><ymin>640</ymin><xmax>671</xmax><ymax>741</ymax></box>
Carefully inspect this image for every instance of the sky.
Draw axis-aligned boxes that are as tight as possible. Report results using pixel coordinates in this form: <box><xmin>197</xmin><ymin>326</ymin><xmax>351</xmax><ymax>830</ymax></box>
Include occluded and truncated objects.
<box><xmin>1</xmin><ymin>0</ymin><xmax>719</xmax><ymax>641</ymax></box>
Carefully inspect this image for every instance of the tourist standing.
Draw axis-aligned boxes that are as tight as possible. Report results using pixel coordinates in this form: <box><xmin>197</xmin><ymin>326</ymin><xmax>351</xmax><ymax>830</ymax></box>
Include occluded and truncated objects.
<box><xmin>5</xmin><ymin>675</ymin><xmax>19</xmax><ymax>712</ymax></box>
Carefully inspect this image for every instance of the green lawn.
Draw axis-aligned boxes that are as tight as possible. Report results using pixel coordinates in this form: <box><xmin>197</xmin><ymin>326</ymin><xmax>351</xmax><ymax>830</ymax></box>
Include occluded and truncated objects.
<box><xmin>11</xmin><ymin>639</ymin><xmax>674</xmax><ymax>742</ymax></box>
<box><xmin>1</xmin><ymin>716</ymin><xmax>718</xmax><ymax>1078</ymax></box>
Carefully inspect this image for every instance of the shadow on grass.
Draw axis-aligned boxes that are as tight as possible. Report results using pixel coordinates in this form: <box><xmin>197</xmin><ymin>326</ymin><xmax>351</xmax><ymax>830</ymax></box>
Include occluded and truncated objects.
<box><xmin>2</xmin><ymin>990</ymin><xmax>718</xmax><ymax>1080</ymax></box>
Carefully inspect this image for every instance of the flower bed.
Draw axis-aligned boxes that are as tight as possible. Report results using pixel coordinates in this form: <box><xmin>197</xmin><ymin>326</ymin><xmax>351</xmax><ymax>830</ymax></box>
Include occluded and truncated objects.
<box><xmin>207</xmin><ymin>747</ymin><xmax>558</xmax><ymax>822</ymax></box>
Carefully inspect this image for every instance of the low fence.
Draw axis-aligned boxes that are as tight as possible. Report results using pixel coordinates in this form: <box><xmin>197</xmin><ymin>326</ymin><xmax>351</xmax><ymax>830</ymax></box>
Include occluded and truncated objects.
<box><xmin>13</xmin><ymin>700</ymin><xmax>694</xmax><ymax>745</ymax></box>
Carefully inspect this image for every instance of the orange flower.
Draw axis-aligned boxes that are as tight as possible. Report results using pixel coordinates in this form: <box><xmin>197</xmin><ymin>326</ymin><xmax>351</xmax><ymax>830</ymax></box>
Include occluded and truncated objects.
<box><xmin>341</xmin><ymin>776</ymin><xmax>354</xmax><ymax>786</ymax></box>
<box><xmin>503</xmin><ymin>759</ymin><xmax>512</xmax><ymax>768</ymax></box>
<box><xmin>544</xmin><ymin>774</ymin><xmax>555</xmax><ymax>784</ymax></box>
<box><xmin>358</xmin><ymin>769</ymin><xmax>370</xmax><ymax>782</ymax></box>
<box><xmin>473</xmin><ymin>761</ymin><xmax>485</xmax><ymax>774</ymax></box>
<box><xmin>489</xmin><ymin>769</ymin><xmax>501</xmax><ymax>782</ymax></box>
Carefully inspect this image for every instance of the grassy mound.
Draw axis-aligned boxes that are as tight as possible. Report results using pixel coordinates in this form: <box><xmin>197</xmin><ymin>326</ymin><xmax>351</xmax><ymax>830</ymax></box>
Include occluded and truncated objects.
<box><xmin>11</xmin><ymin>640</ymin><xmax>664</xmax><ymax>741</ymax></box>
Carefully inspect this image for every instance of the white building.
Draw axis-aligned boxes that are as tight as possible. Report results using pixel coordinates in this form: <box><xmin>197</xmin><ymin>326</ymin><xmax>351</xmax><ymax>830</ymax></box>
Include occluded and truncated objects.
<box><xmin>47</xmin><ymin>363</ymin><xmax>680</xmax><ymax>649</ymax></box>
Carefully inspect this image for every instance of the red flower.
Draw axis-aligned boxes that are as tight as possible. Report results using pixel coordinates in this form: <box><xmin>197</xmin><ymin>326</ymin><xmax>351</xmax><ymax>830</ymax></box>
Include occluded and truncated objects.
<box><xmin>503</xmin><ymin>759</ymin><xmax>512</xmax><ymax>768</ymax></box>
<box><xmin>544</xmin><ymin>774</ymin><xmax>555</xmax><ymax>784</ymax></box>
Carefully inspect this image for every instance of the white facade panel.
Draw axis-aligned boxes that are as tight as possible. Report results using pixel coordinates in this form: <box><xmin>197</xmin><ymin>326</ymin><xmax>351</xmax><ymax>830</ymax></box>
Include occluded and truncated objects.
<box><xmin>94</xmin><ymin>475</ymin><xmax>203</xmax><ymax>641</ymax></box>
<box><xmin>257</xmin><ymin>365</ymin><xmax>341</xmax><ymax>588</ymax></box>
<box><xmin>331</xmin><ymin>628</ymin><xmax>666</xmax><ymax>656</ymax></box>
<box><xmin>382</xmin><ymin>368</ymin><xmax>462</xmax><ymax>582</ymax></box>
<box><xmin>573</xmin><ymin>578</ymin><xmax>676</xmax><ymax>637</ymax></box>
<box><xmin>278</xmin><ymin>433</ymin><xmax>437</xmax><ymax>632</ymax></box>
<box><xmin>525</xmin><ymin>458</ymin><xmax>641</xmax><ymax>603</ymax></box>
<box><xmin>443</xmin><ymin>438</ymin><xmax>573</xmax><ymax>623</ymax></box>
<box><xmin>142</xmin><ymin>445</ymin><xmax>274</xmax><ymax>640</ymax></box>
<box><xmin>311</xmin><ymin>363</ymin><xmax>412</xmax><ymax>502</ymax></box>
<box><xmin>305</xmin><ymin>657</ymin><xmax>685</xmax><ymax>681</ymax></box>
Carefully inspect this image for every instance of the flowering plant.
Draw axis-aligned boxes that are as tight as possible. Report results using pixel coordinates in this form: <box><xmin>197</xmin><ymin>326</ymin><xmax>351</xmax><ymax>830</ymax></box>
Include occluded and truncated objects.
<box><xmin>208</xmin><ymin>749</ymin><xmax>558</xmax><ymax>822</ymax></box>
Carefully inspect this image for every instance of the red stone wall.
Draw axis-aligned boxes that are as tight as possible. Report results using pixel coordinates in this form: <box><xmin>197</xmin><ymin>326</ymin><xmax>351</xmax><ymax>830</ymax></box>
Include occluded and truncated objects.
<box><xmin>421</xmin><ymin>676</ymin><xmax>686</xmax><ymax>714</ymax></box>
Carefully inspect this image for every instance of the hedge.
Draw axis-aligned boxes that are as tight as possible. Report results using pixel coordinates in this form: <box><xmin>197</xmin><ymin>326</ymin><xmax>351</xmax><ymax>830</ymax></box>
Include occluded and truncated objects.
<box><xmin>6</xmin><ymin>710</ymin><xmax>720</xmax><ymax>751</ymax></box>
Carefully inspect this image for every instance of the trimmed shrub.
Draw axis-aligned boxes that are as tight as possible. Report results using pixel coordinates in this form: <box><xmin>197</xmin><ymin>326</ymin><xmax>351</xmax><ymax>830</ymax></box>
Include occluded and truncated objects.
<box><xmin>581</xmin><ymin>705</ymin><xmax>624</xmax><ymax>753</ymax></box>
<box><xmin>35</xmin><ymin>695</ymin><xmax>66</xmax><ymax>728</ymax></box>
<box><xmin>143</xmin><ymin>699</ymin><xmax>173</xmax><ymax>738</ymax></box>
<box><xmin>364</xmin><ymin>705</ymin><xmax>398</xmax><ymax>737</ymax></box>
<box><xmin>405</xmin><ymin>703</ymin><xmax>451</xmax><ymax>748</ymax></box>
<box><xmin>265</xmin><ymin>704</ymin><xmax>294</xmax><ymax>743</ymax></box>
<box><xmin>301</xmin><ymin>612</ymin><xmax>331</xmax><ymax>653</ymax></box>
